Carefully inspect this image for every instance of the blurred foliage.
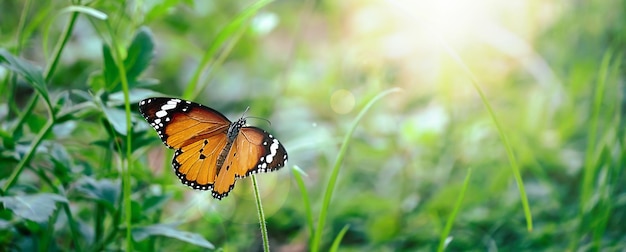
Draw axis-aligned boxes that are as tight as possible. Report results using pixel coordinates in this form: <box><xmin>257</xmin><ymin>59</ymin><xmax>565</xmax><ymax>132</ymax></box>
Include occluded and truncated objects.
<box><xmin>1</xmin><ymin>0</ymin><xmax>625</xmax><ymax>251</ymax></box>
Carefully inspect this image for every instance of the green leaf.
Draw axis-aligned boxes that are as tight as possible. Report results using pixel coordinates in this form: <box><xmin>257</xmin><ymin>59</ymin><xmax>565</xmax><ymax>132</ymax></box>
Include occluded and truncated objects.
<box><xmin>0</xmin><ymin>49</ymin><xmax>48</xmax><ymax>103</ymax></box>
<box><xmin>142</xmin><ymin>194</ymin><xmax>172</xmax><ymax>214</ymax></box>
<box><xmin>74</xmin><ymin>177</ymin><xmax>120</xmax><ymax>211</ymax></box>
<box><xmin>0</xmin><ymin>193</ymin><xmax>68</xmax><ymax>222</ymax></box>
<box><xmin>132</xmin><ymin>224</ymin><xmax>215</xmax><ymax>249</ymax></box>
<box><xmin>87</xmin><ymin>70</ymin><xmax>106</xmax><ymax>92</ymax></box>
<box><xmin>100</xmin><ymin>28</ymin><xmax>154</xmax><ymax>93</ymax></box>
<box><xmin>124</xmin><ymin>27</ymin><xmax>154</xmax><ymax>83</ymax></box>
<box><xmin>94</xmin><ymin>96</ymin><xmax>126</xmax><ymax>136</ymax></box>
<box><xmin>0</xmin><ymin>219</ymin><xmax>11</xmax><ymax>229</ymax></box>
<box><xmin>101</xmin><ymin>106</ymin><xmax>128</xmax><ymax>136</ymax></box>
<box><xmin>55</xmin><ymin>100</ymin><xmax>98</xmax><ymax>124</ymax></box>
<box><xmin>60</xmin><ymin>5</ymin><xmax>108</xmax><ymax>20</ymax></box>
<box><xmin>102</xmin><ymin>44</ymin><xmax>119</xmax><ymax>91</ymax></box>
<box><xmin>108</xmin><ymin>88</ymin><xmax>162</xmax><ymax>107</ymax></box>
<box><xmin>47</xmin><ymin>142</ymin><xmax>73</xmax><ymax>183</ymax></box>
<box><xmin>144</xmin><ymin>0</ymin><xmax>185</xmax><ymax>23</ymax></box>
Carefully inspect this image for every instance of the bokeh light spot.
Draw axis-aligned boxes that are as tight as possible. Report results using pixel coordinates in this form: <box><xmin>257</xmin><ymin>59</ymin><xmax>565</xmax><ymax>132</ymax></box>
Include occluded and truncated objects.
<box><xmin>330</xmin><ymin>89</ymin><xmax>355</xmax><ymax>114</ymax></box>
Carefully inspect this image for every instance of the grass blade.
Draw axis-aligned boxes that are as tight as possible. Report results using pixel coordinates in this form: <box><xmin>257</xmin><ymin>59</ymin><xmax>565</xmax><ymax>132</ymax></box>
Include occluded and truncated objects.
<box><xmin>580</xmin><ymin>49</ymin><xmax>612</xmax><ymax>213</ymax></box>
<box><xmin>442</xmin><ymin>43</ymin><xmax>533</xmax><ymax>232</ymax></box>
<box><xmin>311</xmin><ymin>87</ymin><xmax>401</xmax><ymax>251</ymax></box>
<box><xmin>386</xmin><ymin>0</ymin><xmax>533</xmax><ymax>232</ymax></box>
<box><xmin>329</xmin><ymin>224</ymin><xmax>350</xmax><ymax>252</ymax></box>
<box><xmin>437</xmin><ymin>168</ymin><xmax>472</xmax><ymax>252</ymax></box>
<box><xmin>182</xmin><ymin>0</ymin><xmax>274</xmax><ymax>99</ymax></box>
<box><xmin>292</xmin><ymin>166</ymin><xmax>314</xmax><ymax>238</ymax></box>
<box><xmin>575</xmin><ymin>49</ymin><xmax>618</xmax><ymax>250</ymax></box>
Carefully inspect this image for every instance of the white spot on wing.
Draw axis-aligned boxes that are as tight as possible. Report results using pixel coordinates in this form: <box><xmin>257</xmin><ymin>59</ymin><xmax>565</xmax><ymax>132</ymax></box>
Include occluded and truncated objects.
<box><xmin>161</xmin><ymin>103</ymin><xmax>177</xmax><ymax>110</ymax></box>
<box><xmin>264</xmin><ymin>139</ymin><xmax>279</xmax><ymax>163</ymax></box>
<box><xmin>156</xmin><ymin>110</ymin><xmax>167</xmax><ymax>118</ymax></box>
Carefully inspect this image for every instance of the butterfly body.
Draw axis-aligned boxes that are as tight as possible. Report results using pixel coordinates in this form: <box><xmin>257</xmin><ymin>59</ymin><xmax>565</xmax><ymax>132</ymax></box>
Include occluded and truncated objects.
<box><xmin>139</xmin><ymin>97</ymin><xmax>287</xmax><ymax>200</ymax></box>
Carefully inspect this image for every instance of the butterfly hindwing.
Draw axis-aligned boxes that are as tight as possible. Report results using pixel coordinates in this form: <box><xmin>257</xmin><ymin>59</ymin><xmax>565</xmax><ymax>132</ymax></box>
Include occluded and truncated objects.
<box><xmin>173</xmin><ymin>133</ymin><xmax>228</xmax><ymax>190</ymax></box>
<box><xmin>212</xmin><ymin>127</ymin><xmax>288</xmax><ymax>199</ymax></box>
<box><xmin>139</xmin><ymin>97</ymin><xmax>288</xmax><ymax>200</ymax></box>
<box><xmin>239</xmin><ymin>127</ymin><xmax>289</xmax><ymax>174</ymax></box>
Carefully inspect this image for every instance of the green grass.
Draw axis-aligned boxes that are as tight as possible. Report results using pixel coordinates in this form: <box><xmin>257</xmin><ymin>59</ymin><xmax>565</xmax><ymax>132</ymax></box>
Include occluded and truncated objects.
<box><xmin>1</xmin><ymin>0</ymin><xmax>625</xmax><ymax>251</ymax></box>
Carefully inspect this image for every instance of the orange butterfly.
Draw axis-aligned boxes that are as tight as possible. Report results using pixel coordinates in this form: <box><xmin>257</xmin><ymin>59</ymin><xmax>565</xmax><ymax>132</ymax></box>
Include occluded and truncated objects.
<box><xmin>139</xmin><ymin>97</ymin><xmax>288</xmax><ymax>199</ymax></box>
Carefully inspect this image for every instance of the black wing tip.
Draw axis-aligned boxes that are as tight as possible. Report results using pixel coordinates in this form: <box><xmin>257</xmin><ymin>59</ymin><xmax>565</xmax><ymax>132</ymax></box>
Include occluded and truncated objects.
<box><xmin>138</xmin><ymin>97</ymin><xmax>163</xmax><ymax>108</ymax></box>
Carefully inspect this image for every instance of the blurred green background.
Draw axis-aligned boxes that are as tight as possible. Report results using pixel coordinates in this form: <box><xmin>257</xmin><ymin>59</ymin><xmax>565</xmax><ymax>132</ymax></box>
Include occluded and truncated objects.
<box><xmin>1</xmin><ymin>0</ymin><xmax>625</xmax><ymax>251</ymax></box>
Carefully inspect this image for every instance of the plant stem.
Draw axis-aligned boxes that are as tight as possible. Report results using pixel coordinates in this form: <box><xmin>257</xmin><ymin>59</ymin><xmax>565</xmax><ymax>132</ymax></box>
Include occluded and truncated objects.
<box><xmin>311</xmin><ymin>88</ymin><xmax>400</xmax><ymax>251</ymax></box>
<box><xmin>3</xmin><ymin>5</ymin><xmax>80</xmax><ymax>194</ymax></box>
<box><xmin>2</xmin><ymin>120</ymin><xmax>53</xmax><ymax>192</ymax></box>
<box><xmin>44</xmin><ymin>12</ymin><xmax>79</xmax><ymax>83</ymax></box>
<box><xmin>252</xmin><ymin>175</ymin><xmax>270</xmax><ymax>252</ymax></box>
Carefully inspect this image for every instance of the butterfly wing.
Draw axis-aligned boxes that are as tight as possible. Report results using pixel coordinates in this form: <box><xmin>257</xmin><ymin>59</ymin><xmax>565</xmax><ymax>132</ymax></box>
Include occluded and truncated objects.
<box><xmin>212</xmin><ymin>127</ymin><xmax>288</xmax><ymax>199</ymax></box>
<box><xmin>139</xmin><ymin>97</ymin><xmax>232</xmax><ymax>190</ymax></box>
<box><xmin>139</xmin><ymin>97</ymin><xmax>288</xmax><ymax>200</ymax></box>
<box><xmin>139</xmin><ymin>97</ymin><xmax>231</xmax><ymax>149</ymax></box>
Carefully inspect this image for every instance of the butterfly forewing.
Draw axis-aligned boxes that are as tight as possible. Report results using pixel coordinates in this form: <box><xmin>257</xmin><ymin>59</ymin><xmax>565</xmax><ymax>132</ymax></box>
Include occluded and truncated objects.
<box><xmin>139</xmin><ymin>97</ymin><xmax>231</xmax><ymax>149</ymax></box>
<box><xmin>139</xmin><ymin>97</ymin><xmax>288</xmax><ymax>200</ymax></box>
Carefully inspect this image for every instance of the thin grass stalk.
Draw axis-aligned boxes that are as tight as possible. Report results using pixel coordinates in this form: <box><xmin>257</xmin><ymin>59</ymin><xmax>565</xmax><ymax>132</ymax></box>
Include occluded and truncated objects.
<box><xmin>442</xmin><ymin>45</ymin><xmax>533</xmax><ymax>232</ymax></box>
<box><xmin>580</xmin><ymin>50</ymin><xmax>612</xmax><ymax>212</ymax></box>
<box><xmin>292</xmin><ymin>166</ymin><xmax>314</xmax><ymax>240</ymax></box>
<box><xmin>105</xmin><ymin>21</ymin><xmax>134</xmax><ymax>251</ymax></box>
<box><xmin>3</xmin><ymin>120</ymin><xmax>53</xmax><ymax>193</ymax></box>
<box><xmin>9</xmin><ymin>0</ymin><xmax>32</xmax><ymax>115</ymax></box>
<box><xmin>437</xmin><ymin>168</ymin><xmax>472</xmax><ymax>252</ymax></box>
<box><xmin>14</xmin><ymin>0</ymin><xmax>31</xmax><ymax>53</ymax></box>
<box><xmin>9</xmin><ymin>95</ymin><xmax>39</xmax><ymax>140</ymax></box>
<box><xmin>1</xmin><ymin>9</ymin><xmax>80</xmax><ymax>194</ymax></box>
<box><xmin>311</xmin><ymin>88</ymin><xmax>401</xmax><ymax>252</ymax></box>
<box><xmin>568</xmin><ymin>50</ymin><xmax>613</xmax><ymax>251</ymax></box>
<box><xmin>44</xmin><ymin>11</ymin><xmax>79</xmax><ymax>83</ymax></box>
<box><xmin>182</xmin><ymin>0</ymin><xmax>274</xmax><ymax>99</ymax></box>
<box><xmin>195</xmin><ymin>20</ymin><xmax>248</xmax><ymax>99</ymax></box>
<box><xmin>251</xmin><ymin>175</ymin><xmax>270</xmax><ymax>252</ymax></box>
<box><xmin>590</xmin><ymin>51</ymin><xmax>620</xmax><ymax>250</ymax></box>
<box><xmin>385</xmin><ymin>0</ymin><xmax>533</xmax><ymax>231</ymax></box>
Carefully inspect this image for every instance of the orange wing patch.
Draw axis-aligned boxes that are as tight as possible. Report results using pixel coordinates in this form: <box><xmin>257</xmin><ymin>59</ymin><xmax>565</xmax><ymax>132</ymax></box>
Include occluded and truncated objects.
<box><xmin>173</xmin><ymin>132</ymin><xmax>228</xmax><ymax>190</ymax></box>
<box><xmin>212</xmin><ymin>133</ymin><xmax>262</xmax><ymax>197</ymax></box>
<box><xmin>165</xmin><ymin>107</ymin><xmax>230</xmax><ymax>149</ymax></box>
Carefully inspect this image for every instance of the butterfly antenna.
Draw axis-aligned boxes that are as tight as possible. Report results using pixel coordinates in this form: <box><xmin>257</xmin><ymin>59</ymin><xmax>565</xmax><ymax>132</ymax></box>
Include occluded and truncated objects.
<box><xmin>247</xmin><ymin>116</ymin><xmax>272</xmax><ymax>126</ymax></box>
<box><xmin>242</xmin><ymin>106</ymin><xmax>272</xmax><ymax>126</ymax></box>
<box><xmin>242</xmin><ymin>106</ymin><xmax>250</xmax><ymax>117</ymax></box>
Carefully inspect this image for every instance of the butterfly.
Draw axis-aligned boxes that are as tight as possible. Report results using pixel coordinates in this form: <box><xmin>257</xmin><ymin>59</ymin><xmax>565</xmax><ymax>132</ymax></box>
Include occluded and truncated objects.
<box><xmin>139</xmin><ymin>97</ymin><xmax>288</xmax><ymax>200</ymax></box>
